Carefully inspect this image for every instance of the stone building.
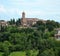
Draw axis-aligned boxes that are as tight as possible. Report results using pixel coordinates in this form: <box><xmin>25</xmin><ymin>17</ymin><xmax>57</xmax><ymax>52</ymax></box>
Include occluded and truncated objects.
<box><xmin>0</xmin><ymin>20</ymin><xmax>8</xmax><ymax>26</ymax></box>
<box><xmin>55</xmin><ymin>28</ymin><xmax>60</xmax><ymax>40</ymax></box>
<box><xmin>21</xmin><ymin>12</ymin><xmax>39</xmax><ymax>27</ymax></box>
<box><xmin>0</xmin><ymin>20</ymin><xmax>8</xmax><ymax>30</ymax></box>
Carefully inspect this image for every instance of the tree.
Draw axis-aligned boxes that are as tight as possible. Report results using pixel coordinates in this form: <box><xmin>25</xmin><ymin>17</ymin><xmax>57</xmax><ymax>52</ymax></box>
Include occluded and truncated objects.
<box><xmin>2</xmin><ymin>41</ymin><xmax>12</xmax><ymax>56</ymax></box>
<box><xmin>46</xmin><ymin>20</ymin><xmax>60</xmax><ymax>32</ymax></box>
<box><xmin>16</xmin><ymin>18</ymin><xmax>21</xmax><ymax>26</ymax></box>
<box><xmin>26</xmin><ymin>50</ymin><xmax>31</xmax><ymax>56</ymax></box>
<box><xmin>9</xmin><ymin>18</ymin><xmax>15</xmax><ymax>25</ymax></box>
<box><xmin>43</xmin><ymin>32</ymin><xmax>51</xmax><ymax>39</ymax></box>
<box><xmin>37</xmin><ymin>25</ymin><xmax>45</xmax><ymax>32</ymax></box>
<box><xmin>38</xmin><ymin>49</ymin><xmax>55</xmax><ymax>56</ymax></box>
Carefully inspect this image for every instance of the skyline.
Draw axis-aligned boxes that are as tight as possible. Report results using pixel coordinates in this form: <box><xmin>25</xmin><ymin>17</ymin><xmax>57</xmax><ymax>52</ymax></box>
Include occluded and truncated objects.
<box><xmin>0</xmin><ymin>0</ymin><xmax>60</xmax><ymax>22</ymax></box>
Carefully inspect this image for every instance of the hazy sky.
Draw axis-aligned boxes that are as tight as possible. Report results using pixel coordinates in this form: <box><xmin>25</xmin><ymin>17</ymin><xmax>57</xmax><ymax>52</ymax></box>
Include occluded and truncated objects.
<box><xmin>0</xmin><ymin>0</ymin><xmax>60</xmax><ymax>22</ymax></box>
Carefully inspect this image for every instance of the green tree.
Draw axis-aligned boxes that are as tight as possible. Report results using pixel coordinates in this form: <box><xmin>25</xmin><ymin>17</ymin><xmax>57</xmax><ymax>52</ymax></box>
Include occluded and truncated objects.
<box><xmin>38</xmin><ymin>49</ymin><xmax>55</xmax><ymax>56</ymax></box>
<box><xmin>26</xmin><ymin>50</ymin><xmax>31</xmax><ymax>56</ymax></box>
<box><xmin>16</xmin><ymin>18</ymin><xmax>21</xmax><ymax>26</ymax></box>
<box><xmin>9</xmin><ymin>18</ymin><xmax>15</xmax><ymax>25</ymax></box>
<box><xmin>2</xmin><ymin>41</ymin><xmax>12</xmax><ymax>56</ymax></box>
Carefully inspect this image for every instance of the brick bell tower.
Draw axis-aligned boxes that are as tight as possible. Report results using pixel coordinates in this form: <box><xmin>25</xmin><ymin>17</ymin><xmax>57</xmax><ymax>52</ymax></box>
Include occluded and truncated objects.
<box><xmin>21</xmin><ymin>12</ymin><xmax>27</xmax><ymax>26</ymax></box>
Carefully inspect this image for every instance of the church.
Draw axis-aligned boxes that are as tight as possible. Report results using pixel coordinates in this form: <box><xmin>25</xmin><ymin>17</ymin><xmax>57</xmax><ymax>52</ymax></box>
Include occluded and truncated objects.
<box><xmin>21</xmin><ymin>12</ymin><xmax>39</xmax><ymax>27</ymax></box>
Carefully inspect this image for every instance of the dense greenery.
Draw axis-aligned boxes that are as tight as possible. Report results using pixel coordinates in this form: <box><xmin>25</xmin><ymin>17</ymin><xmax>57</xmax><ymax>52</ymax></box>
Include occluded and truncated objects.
<box><xmin>0</xmin><ymin>20</ymin><xmax>60</xmax><ymax>56</ymax></box>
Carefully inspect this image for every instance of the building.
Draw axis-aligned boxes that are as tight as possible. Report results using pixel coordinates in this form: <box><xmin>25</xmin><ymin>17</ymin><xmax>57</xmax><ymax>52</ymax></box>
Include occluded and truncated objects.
<box><xmin>21</xmin><ymin>12</ymin><xmax>39</xmax><ymax>27</ymax></box>
<box><xmin>55</xmin><ymin>28</ymin><xmax>60</xmax><ymax>40</ymax></box>
<box><xmin>0</xmin><ymin>20</ymin><xmax>8</xmax><ymax>26</ymax></box>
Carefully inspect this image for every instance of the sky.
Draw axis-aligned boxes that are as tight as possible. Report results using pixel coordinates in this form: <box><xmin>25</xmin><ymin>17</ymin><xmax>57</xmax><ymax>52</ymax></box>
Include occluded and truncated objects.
<box><xmin>0</xmin><ymin>0</ymin><xmax>60</xmax><ymax>22</ymax></box>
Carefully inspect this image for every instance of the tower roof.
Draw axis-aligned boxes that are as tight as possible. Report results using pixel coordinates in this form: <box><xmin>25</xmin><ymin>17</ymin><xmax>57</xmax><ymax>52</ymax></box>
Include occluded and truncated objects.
<box><xmin>22</xmin><ymin>11</ymin><xmax>25</xmax><ymax>14</ymax></box>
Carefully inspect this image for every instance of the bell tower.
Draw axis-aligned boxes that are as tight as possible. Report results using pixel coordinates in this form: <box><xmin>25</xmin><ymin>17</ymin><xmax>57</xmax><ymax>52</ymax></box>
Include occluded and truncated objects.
<box><xmin>22</xmin><ymin>12</ymin><xmax>25</xmax><ymax>19</ymax></box>
<box><xmin>21</xmin><ymin>12</ymin><xmax>27</xmax><ymax>26</ymax></box>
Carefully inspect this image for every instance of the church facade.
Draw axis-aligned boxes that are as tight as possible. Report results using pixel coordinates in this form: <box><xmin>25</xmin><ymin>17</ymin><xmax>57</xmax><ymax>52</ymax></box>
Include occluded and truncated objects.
<box><xmin>21</xmin><ymin>12</ymin><xmax>39</xmax><ymax>27</ymax></box>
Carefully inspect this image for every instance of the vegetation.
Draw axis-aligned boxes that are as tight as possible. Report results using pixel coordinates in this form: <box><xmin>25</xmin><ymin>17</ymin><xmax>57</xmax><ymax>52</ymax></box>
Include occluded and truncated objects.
<box><xmin>0</xmin><ymin>19</ymin><xmax>60</xmax><ymax>56</ymax></box>
<box><xmin>9</xmin><ymin>51</ymin><xmax>26</xmax><ymax>56</ymax></box>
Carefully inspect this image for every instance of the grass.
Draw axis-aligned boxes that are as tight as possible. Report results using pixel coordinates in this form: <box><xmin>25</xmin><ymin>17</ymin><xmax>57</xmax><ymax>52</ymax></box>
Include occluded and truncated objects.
<box><xmin>9</xmin><ymin>50</ymin><xmax>38</xmax><ymax>56</ymax></box>
<box><xmin>30</xmin><ymin>50</ymin><xmax>39</xmax><ymax>56</ymax></box>
<box><xmin>9</xmin><ymin>51</ymin><xmax>26</xmax><ymax>56</ymax></box>
<box><xmin>0</xmin><ymin>52</ymin><xmax>3</xmax><ymax>56</ymax></box>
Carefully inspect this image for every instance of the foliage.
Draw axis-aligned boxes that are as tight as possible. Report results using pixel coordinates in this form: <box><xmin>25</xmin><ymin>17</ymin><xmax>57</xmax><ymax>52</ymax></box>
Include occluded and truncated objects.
<box><xmin>38</xmin><ymin>49</ymin><xmax>55</xmax><ymax>56</ymax></box>
<box><xmin>0</xmin><ymin>19</ymin><xmax>60</xmax><ymax>56</ymax></box>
